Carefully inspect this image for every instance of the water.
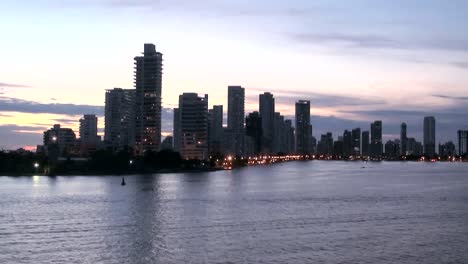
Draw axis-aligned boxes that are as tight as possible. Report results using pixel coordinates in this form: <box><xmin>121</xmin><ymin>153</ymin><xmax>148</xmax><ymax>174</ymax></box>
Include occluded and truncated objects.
<box><xmin>1</xmin><ymin>161</ymin><xmax>468</xmax><ymax>264</ymax></box>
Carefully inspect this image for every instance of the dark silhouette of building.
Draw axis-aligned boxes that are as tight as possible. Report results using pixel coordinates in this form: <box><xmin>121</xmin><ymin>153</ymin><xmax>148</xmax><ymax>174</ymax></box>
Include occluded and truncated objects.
<box><xmin>438</xmin><ymin>141</ymin><xmax>456</xmax><ymax>157</ymax></box>
<box><xmin>284</xmin><ymin>119</ymin><xmax>295</xmax><ymax>154</ymax></box>
<box><xmin>259</xmin><ymin>92</ymin><xmax>275</xmax><ymax>154</ymax></box>
<box><xmin>43</xmin><ymin>124</ymin><xmax>76</xmax><ymax>158</ymax></box>
<box><xmin>161</xmin><ymin>136</ymin><xmax>173</xmax><ymax>150</ymax></box>
<box><xmin>407</xmin><ymin>137</ymin><xmax>423</xmax><ymax>156</ymax></box>
<box><xmin>400</xmin><ymin>122</ymin><xmax>408</xmax><ymax>156</ymax></box>
<box><xmin>176</xmin><ymin>93</ymin><xmax>209</xmax><ymax>160</ymax></box>
<box><xmin>458</xmin><ymin>130</ymin><xmax>468</xmax><ymax>156</ymax></box>
<box><xmin>208</xmin><ymin>105</ymin><xmax>224</xmax><ymax>155</ymax></box>
<box><xmin>295</xmin><ymin>100</ymin><xmax>311</xmax><ymax>155</ymax></box>
<box><xmin>79</xmin><ymin>114</ymin><xmax>100</xmax><ymax>155</ymax></box>
<box><xmin>317</xmin><ymin>132</ymin><xmax>333</xmax><ymax>156</ymax></box>
<box><xmin>343</xmin><ymin>130</ymin><xmax>352</xmax><ymax>157</ymax></box>
<box><xmin>361</xmin><ymin>131</ymin><xmax>370</xmax><ymax>157</ymax></box>
<box><xmin>385</xmin><ymin>140</ymin><xmax>400</xmax><ymax>159</ymax></box>
<box><xmin>333</xmin><ymin>139</ymin><xmax>344</xmax><ymax>158</ymax></box>
<box><xmin>173</xmin><ymin>108</ymin><xmax>181</xmax><ymax>152</ymax></box>
<box><xmin>370</xmin><ymin>121</ymin><xmax>383</xmax><ymax>157</ymax></box>
<box><xmin>104</xmin><ymin>88</ymin><xmax>135</xmax><ymax>151</ymax></box>
<box><xmin>351</xmin><ymin>128</ymin><xmax>361</xmax><ymax>156</ymax></box>
<box><xmin>423</xmin><ymin>116</ymin><xmax>436</xmax><ymax>157</ymax></box>
<box><xmin>245</xmin><ymin>111</ymin><xmax>263</xmax><ymax>155</ymax></box>
<box><xmin>227</xmin><ymin>86</ymin><xmax>245</xmax><ymax>156</ymax></box>
<box><xmin>135</xmin><ymin>43</ymin><xmax>163</xmax><ymax>154</ymax></box>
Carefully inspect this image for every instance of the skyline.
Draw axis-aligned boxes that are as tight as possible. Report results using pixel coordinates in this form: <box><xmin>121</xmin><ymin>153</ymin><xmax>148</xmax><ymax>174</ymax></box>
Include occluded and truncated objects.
<box><xmin>1</xmin><ymin>0</ymin><xmax>468</xmax><ymax>149</ymax></box>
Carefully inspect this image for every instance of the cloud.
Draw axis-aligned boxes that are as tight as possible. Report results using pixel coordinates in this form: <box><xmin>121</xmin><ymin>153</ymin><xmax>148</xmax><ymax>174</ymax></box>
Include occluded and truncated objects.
<box><xmin>245</xmin><ymin>88</ymin><xmax>384</xmax><ymax>108</ymax></box>
<box><xmin>450</xmin><ymin>61</ymin><xmax>468</xmax><ymax>69</ymax></box>
<box><xmin>432</xmin><ymin>94</ymin><xmax>468</xmax><ymax>101</ymax></box>
<box><xmin>0</xmin><ymin>96</ymin><xmax>104</xmax><ymax>116</ymax></box>
<box><xmin>292</xmin><ymin>33</ymin><xmax>468</xmax><ymax>53</ymax></box>
<box><xmin>0</xmin><ymin>125</ymin><xmax>45</xmax><ymax>150</ymax></box>
<box><xmin>0</xmin><ymin>82</ymin><xmax>31</xmax><ymax>88</ymax></box>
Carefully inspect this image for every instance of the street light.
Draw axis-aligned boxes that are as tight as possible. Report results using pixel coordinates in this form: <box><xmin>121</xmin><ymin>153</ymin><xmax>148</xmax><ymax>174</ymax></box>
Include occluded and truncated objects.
<box><xmin>34</xmin><ymin>162</ymin><xmax>39</xmax><ymax>169</ymax></box>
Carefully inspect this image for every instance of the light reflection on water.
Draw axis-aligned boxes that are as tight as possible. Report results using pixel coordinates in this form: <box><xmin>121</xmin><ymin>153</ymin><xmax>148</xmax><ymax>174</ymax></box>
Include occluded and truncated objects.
<box><xmin>1</xmin><ymin>161</ymin><xmax>468</xmax><ymax>263</ymax></box>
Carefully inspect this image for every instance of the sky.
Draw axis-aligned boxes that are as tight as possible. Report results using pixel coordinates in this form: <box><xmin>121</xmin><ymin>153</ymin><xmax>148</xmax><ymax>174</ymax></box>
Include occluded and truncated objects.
<box><xmin>1</xmin><ymin>0</ymin><xmax>468</xmax><ymax>150</ymax></box>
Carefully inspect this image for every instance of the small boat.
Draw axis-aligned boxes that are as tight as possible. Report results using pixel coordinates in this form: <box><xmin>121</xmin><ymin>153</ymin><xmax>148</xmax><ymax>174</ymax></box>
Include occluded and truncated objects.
<box><xmin>121</xmin><ymin>177</ymin><xmax>126</xmax><ymax>186</ymax></box>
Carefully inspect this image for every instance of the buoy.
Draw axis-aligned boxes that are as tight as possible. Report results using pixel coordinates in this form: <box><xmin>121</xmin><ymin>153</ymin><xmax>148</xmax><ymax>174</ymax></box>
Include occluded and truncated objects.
<box><xmin>121</xmin><ymin>177</ymin><xmax>126</xmax><ymax>186</ymax></box>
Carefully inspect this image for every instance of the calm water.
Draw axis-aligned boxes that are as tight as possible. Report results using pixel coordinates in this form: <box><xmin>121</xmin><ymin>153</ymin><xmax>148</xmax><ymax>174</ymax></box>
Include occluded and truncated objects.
<box><xmin>1</xmin><ymin>161</ymin><xmax>468</xmax><ymax>264</ymax></box>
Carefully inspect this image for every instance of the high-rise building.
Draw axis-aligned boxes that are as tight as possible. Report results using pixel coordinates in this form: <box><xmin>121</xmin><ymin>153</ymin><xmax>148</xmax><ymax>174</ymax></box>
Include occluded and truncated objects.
<box><xmin>317</xmin><ymin>132</ymin><xmax>333</xmax><ymax>156</ymax></box>
<box><xmin>361</xmin><ymin>131</ymin><xmax>370</xmax><ymax>157</ymax></box>
<box><xmin>227</xmin><ymin>86</ymin><xmax>245</xmax><ymax>156</ymax></box>
<box><xmin>351</xmin><ymin>128</ymin><xmax>361</xmax><ymax>156</ymax></box>
<box><xmin>385</xmin><ymin>140</ymin><xmax>400</xmax><ymax>159</ymax></box>
<box><xmin>407</xmin><ymin>138</ymin><xmax>423</xmax><ymax>156</ymax></box>
<box><xmin>104</xmin><ymin>88</ymin><xmax>136</xmax><ymax>150</ymax></box>
<box><xmin>343</xmin><ymin>130</ymin><xmax>352</xmax><ymax>157</ymax></box>
<box><xmin>134</xmin><ymin>43</ymin><xmax>163</xmax><ymax>153</ymax></box>
<box><xmin>208</xmin><ymin>105</ymin><xmax>224</xmax><ymax>155</ymax></box>
<box><xmin>458</xmin><ymin>130</ymin><xmax>468</xmax><ymax>156</ymax></box>
<box><xmin>161</xmin><ymin>136</ymin><xmax>173</xmax><ymax>150</ymax></box>
<box><xmin>173</xmin><ymin>108</ymin><xmax>181</xmax><ymax>152</ymax></box>
<box><xmin>423</xmin><ymin>116</ymin><xmax>436</xmax><ymax>156</ymax></box>
<box><xmin>176</xmin><ymin>93</ymin><xmax>209</xmax><ymax>160</ymax></box>
<box><xmin>400</xmin><ymin>123</ymin><xmax>408</xmax><ymax>156</ymax></box>
<box><xmin>438</xmin><ymin>141</ymin><xmax>456</xmax><ymax>157</ymax></box>
<box><xmin>79</xmin><ymin>114</ymin><xmax>100</xmax><ymax>154</ymax></box>
<box><xmin>295</xmin><ymin>100</ymin><xmax>311</xmax><ymax>155</ymax></box>
<box><xmin>284</xmin><ymin>119</ymin><xmax>295</xmax><ymax>154</ymax></box>
<box><xmin>370</xmin><ymin>121</ymin><xmax>383</xmax><ymax>157</ymax></box>
<box><xmin>43</xmin><ymin>124</ymin><xmax>76</xmax><ymax>157</ymax></box>
<box><xmin>259</xmin><ymin>92</ymin><xmax>275</xmax><ymax>153</ymax></box>
<box><xmin>245</xmin><ymin>111</ymin><xmax>263</xmax><ymax>155</ymax></box>
<box><xmin>273</xmin><ymin>112</ymin><xmax>287</xmax><ymax>153</ymax></box>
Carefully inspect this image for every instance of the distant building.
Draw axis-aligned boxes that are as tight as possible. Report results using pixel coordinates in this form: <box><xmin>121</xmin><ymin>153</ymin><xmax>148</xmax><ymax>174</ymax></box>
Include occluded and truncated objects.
<box><xmin>438</xmin><ymin>141</ymin><xmax>456</xmax><ymax>157</ymax></box>
<box><xmin>400</xmin><ymin>123</ymin><xmax>408</xmax><ymax>156</ymax></box>
<box><xmin>385</xmin><ymin>140</ymin><xmax>400</xmax><ymax>159</ymax></box>
<box><xmin>227</xmin><ymin>86</ymin><xmax>245</xmax><ymax>156</ymax></box>
<box><xmin>333</xmin><ymin>139</ymin><xmax>343</xmax><ymax>158</ymax></box>
<box><xmin>43</xmin><ymin>124</ymin><xmax>76</xmax><ymax>157</ymax></box>
<box><xmin>310</xmin><ymin>136</ymin><xmax>317</xmax><ymax>154</ymax></box>
<box><xmin>407</xmin><ymin>137</ymin><xmax>423</xmax><ymax>156</ymax></box>
<box><xmin>317</xmin><ymin>132</ymin><xmax>333</xmax><ymax>156</ymax></box>
<box><xmin>161</xmin><ymin>136</ymin><xmax>173</xmax><ymax>150</ymax></box>
<box><xmin>79</xmin><ymin>114</ymin><xmax>100</xmax><ymax>155</ymax></box>
<box><xmin>176</xmin><ymin>93</ymin><xmax>209</xmax><ymax>160</ymax></box>
<box><xmin>173</xmin><ymin>108</ymin><xmax>181</xmax><ymax>152</ymax></box>
<box><xmin>457</xmin><ymin>130</ymin><xmax>468</xmax><ymax>156</ymax></box>
<box><xmin>259</xmin><ymin>92</ymin><xmax>275</xmax><ymax>154</ymax></box>
<box><xmin>284</xmin><ymin>119</ymin><xmax>295</xmax><ymax>154</ymax></box>
<box><xmin>245</xmin><ymin>111</ymin><xmax>263</xmax><ymax>156</ymax></box>
<box><xmin>351</xmin><ymin>128</ymin><xmax>361</xmax><ymax>156</ymax></box>
<box><xmin>370</xmin><ymin>121</ymin><xmax>383</xmax><ymax>157</ymax></box>
<box><xmin>361</xmin><ymin>131</ymin><xmax>370</xmax><ymax>157</ymax></box>
<box><xmin>343</xmin><ymin>130</ymin><xmax>352</xmax><ymax>157</ymax></box>
<box><xmin>104</xmin><ymin>88</ymin><xmax>136</xmax><ymax>150</ymax></box>
<box><xmin>134</xmin><ymin>43</ymin><xmax>163</xmax><ymax>154</ymax></box>
<box><xmin>295</xmin><ymin>100</ymin><xmax>311</xmax><ymax>155</ymax></box>
<box><xmin>423</xmin><ymin>116</ymin><xmax>436</xmax><ymax>156</ymax></box>
<box><xmin>208</xmin><ymin>105</ymin><xmax>224</xmax><ymax>155</ymax></box>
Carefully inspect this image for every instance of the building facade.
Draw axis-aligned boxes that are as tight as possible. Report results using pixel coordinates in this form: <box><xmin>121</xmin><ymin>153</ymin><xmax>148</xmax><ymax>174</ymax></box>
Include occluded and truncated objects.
<box><xmin>134</xmin><ymin>43</ymin><xmax>163</xmax><ymax>153</ymax></box>
<box><xmin>458</xmin><ymin>130</ymin><xmax>468</xmax><ymax>156</ymax></box>
<box><xmin>370</xmin><ymin>121</ymin><xmax>383</xmax><ymax>157</ymax></box>
<box><xmin>295</xmin><ymin>100</ymin><xmax>311</xmax><ymax>155</ymax></box>
<box><xmin>227</xmin><ymin>86</ymin><xmax>245</xmax><ymax>156</ymax></box>
<box><xmin>104</xmin><ymin>88</ymin><xmax>136</xmax><ymax>150</ymax></box>
<box><xmin>423</xmin><ymin>116</ymin><xmax>436</xmax><ymax>156</ymax></box>
<box><xmin>259</xmin><ymin>92</ymin><xmax>275</xmax><ymax>154</ymax></box>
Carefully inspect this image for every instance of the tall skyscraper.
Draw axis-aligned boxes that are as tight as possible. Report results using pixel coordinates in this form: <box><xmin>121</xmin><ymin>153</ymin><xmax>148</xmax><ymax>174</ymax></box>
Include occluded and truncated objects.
<box><xmin>284</xmin><ymin>119</ymin><xmax>295</xmax><ymax>154</ymax></box>
<box><xmin>370</xmin><ymin>121</ymin><xmax>383</xmax><ymax>157</ymax></box>
<box><xmin>79</xmin><ymin>114</ymin><xmax>100</xmax><ymax>155</ymax></box>
<box><xmin>176</xmin><ymin>93</ymin><xmax>209</xmax><ymax>160</ymax></box>
<box><xmin>273</xmin><ymin>112</ymin><xmax>285</xmax><ymax>153</ymax></box>
<box><xmin>245</xmin><ymin>111</ymin><xmax>263</xmax><ymax>155</ymax></box>
<box><xmin>208</xmin><ymin>105</ymin><xmax>224</xmax><ymax>155</ymax></box>
<box><xmin>361</xmin><ymin>131</ymin><xmax>370</xmax><ymax>157</ymax></box>
<box><xmin>295</xmin><ymin>100</ymin><xmax>311</xmax><ymax>155</ymax></box>
<box><xmin>458</xmin><ymin>130</ymin><xmax>468</xmax><ymax>156</ymax></box>
<box><xmin>351</xmin><ymin>128</ymin><xmax>361</xmax><ymax>156</ymax></box>
<box><xmin>259</xmin><ymin>92</ymin><xmax>275</xmax><ymax>153</ymax></box>
<box><xmin>343</xmin><ymin>130</ymin><xmax>352</xmax><ymax>157</ymax></box>
<box><xmin>134</xmin><ymin>43</ymin><xmax>163</xmax><ymax>153</ymax></box>
<box><xmin>104</xmin><ymin>88</ymin><xmax>136</xmax><ymax>150</ymax></box>
<box><xmin>400</xmin><ymin>122</ymin><xmax>408</xmax><ymax>156</ymax></box>
<box><xmin>423</xmin><ymin>116</ymin><xmax>436</xmax><ymax>156</ymax></box>
<box><xmin>227</xmin><ymin>86</ymin><xmax>245</xmax><ymax>156</ymax></box>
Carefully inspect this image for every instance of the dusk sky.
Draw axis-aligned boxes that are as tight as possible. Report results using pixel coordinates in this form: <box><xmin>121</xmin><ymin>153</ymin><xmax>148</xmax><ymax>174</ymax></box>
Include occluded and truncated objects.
<box><xmin>1</xmin><ymin>0</ymin><xmax>468</xmax><ymax>150</ymax></box>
